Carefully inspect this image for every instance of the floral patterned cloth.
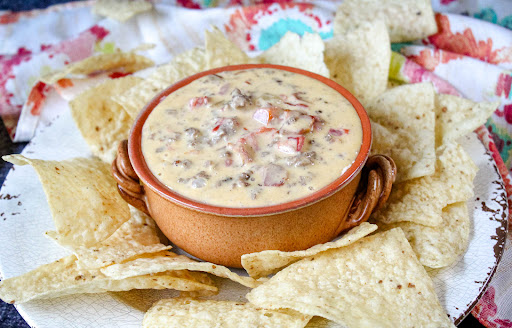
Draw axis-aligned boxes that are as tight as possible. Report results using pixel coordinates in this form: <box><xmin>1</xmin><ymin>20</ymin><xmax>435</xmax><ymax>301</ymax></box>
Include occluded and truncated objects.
<box><xmin>1</xmin><ymin>0</ymin><xmax>512</xmax><ymax>327</ymax></box>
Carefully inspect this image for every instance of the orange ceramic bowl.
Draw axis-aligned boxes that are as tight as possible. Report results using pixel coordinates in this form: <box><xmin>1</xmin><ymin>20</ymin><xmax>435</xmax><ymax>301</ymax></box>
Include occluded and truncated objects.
<box><xmin>112</xmin><ymin>64</ymin><xmax>395</xmax><ymax>268</ymax></box>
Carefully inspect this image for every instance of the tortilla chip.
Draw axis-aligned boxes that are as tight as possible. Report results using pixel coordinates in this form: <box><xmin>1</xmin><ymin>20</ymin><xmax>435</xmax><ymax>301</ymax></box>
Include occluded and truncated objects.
<box><xmin>143</xmin><ymin>298</ymin><xmax>312</xmax><ymax>328</ymax></box>
<box><xmin>258</xmin><ymin>32</ymin><xmax>329</xmax><ymax>77</ymax></box>
<box><xmin>3</xmin><ymin>155</ymin><xmax>130</xmax><ymax>248</ymax></box>
<box><xmin>368</xmin><ymin>83</ymin><xmax>436</xmax><ymax>182</ymax></box>
<box><xmin>324</xmin><ymin>20</ymin><xmax>390</xmax><ymax>106</ymax></box>
<box><xmin>113</xmin><ymin>47</ymin><xmax>206</xmax><ymax>119</ymax></box>
<box><xmin>93</xmin><ymin>0</ymin><xmax>153</xmax><ymax>22</ymax></box>
<box><xmin>379</xmin><ymin>203</ymin><xmax>470</xmax><ymax>268</ymax></box>
<box><xmin>333</xmin><ymin>0</ymin><xmax>438</xmax><ymax>43</ymax></box>
<box><xmin>70</xmin><ymin>75</ymin><xmax>141</xmax><ymax>162</ymax></box>
<box><xmin>241</xmin><ymin>223</ymin><xmax>377</xmax><ymax>278</ymax></box>
<box><xmin>75</xmin><ymin>206</ymin><xmax>172</xmax><ymax>269</ymax></box>
<box><xmin>113</xmin><ymin>78</ymin><xmax>169</xmax><ymax>119</ymax></box>
<box><xmin>205</xmin><ymin>26</ymin><xmax>251</xmax><ymax>69</ymax></box>
<box><xmin>247</xmin><ymin>229</ymin><xmax>454</xmax><ymax>328</ymax></box>
<box><xmin>0</xmin><ymin>255</ymin><xmax>216</xmax><ymax>304</ymax></box>
<box><xmin>372</xmin><ymin>142</ymin><xmax>478</xmax><ymax>226</ymax></box>
<box><xmin>41</xmin><ymin>52</ymin><xmax>153</xmax><ymax>85</ymax></box>
<box><xmin>100</xmin><ymin>251</ymin><xmax>265</xmax><ymax>288</ymax></box>
<box><xmin>149</xmin><ymin>47</ymin><xmax>207</xmax><ymax>84</ymax></box>
<box><xmin>435</xmin><ymin>94</ymin><xmax>498</xmax><ymax>146</ymax></box>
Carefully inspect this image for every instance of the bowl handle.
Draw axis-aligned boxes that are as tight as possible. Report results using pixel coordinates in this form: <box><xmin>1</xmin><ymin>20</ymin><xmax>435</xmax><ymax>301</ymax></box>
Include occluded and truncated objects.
<box><xmin>111</xmin><ymin>140</ymin><xmax>150</xmax><ymax>215</ymax></box>
<box><xmin>336</xmin><ymin>154</ymin><xmax>396</xmax><ymax>235</ymax></box>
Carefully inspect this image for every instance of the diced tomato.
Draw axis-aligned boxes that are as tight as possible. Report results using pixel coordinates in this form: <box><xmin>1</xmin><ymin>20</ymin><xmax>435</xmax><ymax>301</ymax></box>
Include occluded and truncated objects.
<box><xmin>277</xmin><ymin>135</ymin><xmax>305</xmax><ymax>154</ymax></box>
<box><xmin>253</xmin><ymin>108</ymin><xmax>272</xmax><ymax>125</ymax></box>
<box><xmin>256</xmin><ymin>127</ymin><xmax>277</xmax><ymax>134</ymax></box>
<box><xmin>253</xmin><ymin>107</ymin><xmax>283</xmax><ymax>126</ymax></box>
<box><xmin>290</xmin><ymin>135</ymin><xmax>305</xmax><ymax>151</ymax></box>
<box><xmin>189</xmin><ymin>96</ymin><xmax>209</xmax><ymax>109</ymax></box>
<box><xmin>234</xmin><ymin>141</ymin><xmax>254</xmax><ymax>164</ymax></box>
<box><xmin>263</xmin><ymin>164</ymin><xmax>288</xmax><ymax>186</ymax></box>
<box><xmin>329</xmin><ymin>128</ymin><xmax>350</xmax><ymax>136</ymax></box>
<box><xmin>312</xmin><ymin>116</ymin><xmax>324</xmax><ymax>131</ymax></box>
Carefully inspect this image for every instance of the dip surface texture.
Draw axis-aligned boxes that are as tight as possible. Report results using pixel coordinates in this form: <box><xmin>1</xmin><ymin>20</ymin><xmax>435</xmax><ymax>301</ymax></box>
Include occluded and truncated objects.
<box><xmin>141</xmin><ymin>68</ymin><xmax>362</xmax><ymax>207</ymax></box>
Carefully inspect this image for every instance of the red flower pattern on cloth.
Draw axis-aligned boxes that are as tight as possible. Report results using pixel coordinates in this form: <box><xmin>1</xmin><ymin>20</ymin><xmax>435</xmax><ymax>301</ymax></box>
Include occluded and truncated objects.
<box><xmin>408</xmin><ymin>48</ymin><xmax>464</xmax><ymax>71</ymax></box>
<box><xmin>472</xmin><ymin>286</ymin><xmax>512</xmax><ymax>328</ymax></box>
<box><xmin>40</xmin><ymin>25</ymin><xmax>109</xmax><ymax>62</ymax></box>
<box><xmin>0</xmin><ymin>12</ymin><xmax>21</xmax><ymax>25</ymax></box>
<box><xmin>0</xmin><ymin>47</ymin><xmax>33</xmax><ymax>137</ymax></box>
<box><xmin>399</xmin><ymin>55</ymin><xmax>460</xmax><ymax>95</ymax></box>
<box><xmin>493</xmin><ymin>104</ymin><xmax>512</xmax><ymax>124</ymax></box>
<box><xmin>224</xmin><ymin>2</ymin><xmax>327</xmax><ymax>52</ymax></box>
<box><xmin>427</xmin><ymin>13</ymin><xmax>512</xmax><ymax>66</ymax></box>
<box><xmin>496</xmin><ymin>73</ymin><xmax>512</xmax><ymax>99</ymax></box>
<box><xmin>0</xmin><ymin>24</ymin><xmax>109</xmax><ymax>139</ymax></box>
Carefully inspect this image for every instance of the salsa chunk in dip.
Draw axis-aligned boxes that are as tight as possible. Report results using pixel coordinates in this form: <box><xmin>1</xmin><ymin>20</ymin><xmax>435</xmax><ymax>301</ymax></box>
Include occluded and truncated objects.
<box><xmin>141</xmin><ymin>68</ymin><xmax>363</xmax><ymax>207</ymax></box>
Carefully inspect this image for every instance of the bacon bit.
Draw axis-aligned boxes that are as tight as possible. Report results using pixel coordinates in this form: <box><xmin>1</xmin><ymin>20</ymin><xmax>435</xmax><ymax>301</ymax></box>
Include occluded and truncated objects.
<box><xmin>189</xmin><ymin>96</ymin><xmax>209</xmax><ymax>109</ymax></box>
<box><xmin>245</xmin><ymin>80</ymin><xmax>251</xmax><ymax>85</ymax></box>
<box><xmin>225</xmin><ymin>159</ymin><xmax>233</xmax><ymax>167</ymax></box>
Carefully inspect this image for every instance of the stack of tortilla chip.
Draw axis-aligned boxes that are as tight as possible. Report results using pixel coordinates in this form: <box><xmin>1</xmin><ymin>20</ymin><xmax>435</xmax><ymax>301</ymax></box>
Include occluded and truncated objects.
<box><xmin>0</xmin><ymin>154</ymin><xmax>265</xmax><ymax>304</ymax></box>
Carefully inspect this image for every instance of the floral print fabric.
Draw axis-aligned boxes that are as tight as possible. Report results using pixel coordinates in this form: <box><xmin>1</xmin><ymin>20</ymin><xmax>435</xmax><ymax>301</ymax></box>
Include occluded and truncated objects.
<box><xmin>1</xmin><ymin>0</ymin><xmax>512</xmax><ymax>327</ymax></box>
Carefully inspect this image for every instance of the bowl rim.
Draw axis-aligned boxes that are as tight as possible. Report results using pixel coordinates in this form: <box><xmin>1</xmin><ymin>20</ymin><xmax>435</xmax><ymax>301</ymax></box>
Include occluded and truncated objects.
<box><xmin>128</xmin><ymin>64</ymin><xmax>372</xmax><ymax>217</ymax></box>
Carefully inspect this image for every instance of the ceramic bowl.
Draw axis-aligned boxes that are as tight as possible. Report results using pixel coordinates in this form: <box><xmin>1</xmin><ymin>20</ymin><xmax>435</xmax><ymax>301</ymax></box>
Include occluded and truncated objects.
<box><xmin>112</xmin><ymin>64</ymin><xmax>396</xmax><ymax>268</ymax></box>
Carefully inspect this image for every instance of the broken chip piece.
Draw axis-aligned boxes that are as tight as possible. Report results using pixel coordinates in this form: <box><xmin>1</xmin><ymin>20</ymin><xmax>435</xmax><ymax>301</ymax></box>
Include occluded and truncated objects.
<box><xmin>241</xmin><ymin>222</ymin><xmax>377</xmax><ymax>278</ymax></box>
<box><xmin>333</xmin><ymin>0</ymin><xmax>438</xmax><ymax>43</ymax></box>
<box><xmin>143</xmin><ymin>298</ymin><xmax>312</xmax><ymax>328</ymax></box>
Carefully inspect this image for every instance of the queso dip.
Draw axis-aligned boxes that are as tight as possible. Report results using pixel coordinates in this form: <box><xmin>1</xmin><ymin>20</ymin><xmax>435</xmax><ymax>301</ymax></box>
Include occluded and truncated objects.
<box><xmin>141</xmin><ymin>68</ymin><xmax>363</xmax><ymax>207</ymax></box>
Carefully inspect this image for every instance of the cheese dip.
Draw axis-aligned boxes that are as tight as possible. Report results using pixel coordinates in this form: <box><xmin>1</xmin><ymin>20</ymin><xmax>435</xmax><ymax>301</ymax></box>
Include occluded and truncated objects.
<box><xmin>141</xmin><ymin>68</ymin><xmax>363</xmax><ymax>207</ymax></box>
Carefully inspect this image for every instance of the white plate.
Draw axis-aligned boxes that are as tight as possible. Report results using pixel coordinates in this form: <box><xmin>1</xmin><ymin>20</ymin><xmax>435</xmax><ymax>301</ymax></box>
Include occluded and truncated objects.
<box><xmin>0</xmin><ymin>96</ymin><xmax>508</xmax><ymax>327</ymax></box>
